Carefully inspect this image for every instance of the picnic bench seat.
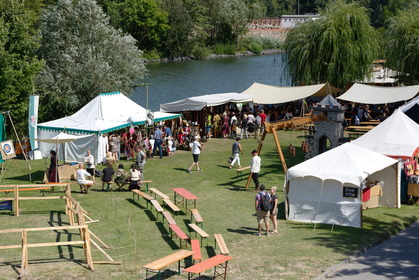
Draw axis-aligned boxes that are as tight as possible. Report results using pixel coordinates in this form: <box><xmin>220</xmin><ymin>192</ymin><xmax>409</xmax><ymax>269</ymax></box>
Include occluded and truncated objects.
<box><xmin>162</xmin><ymin>211</ymin><xmax>177</xmax><ymax>228</ymax></box>
<box><xmin>131</xmin><ymin>189</ymin><xmax>154</xmax><ymax>208</ymax></box>
<box><xmin>78</xmin><ymin>182</ymin><xmax>94</xmax><ymax>194</ymax></box>
<box><xmin>150</xmin><ymin>199</ymin><xmax>164</xmax><ymax>219</ymax></box>
<box><xmin>236</xmin><ymin>166</ymin><xmax>251</xmax><ymax>180</ymax></box>
<box><xmin>150</xmin><ymin>187</ymin><xmax>169</xmax><ymax>200</ymax></box>
<box><xmin>0</xmin><ymin>187</ymin><xmax>53</xmax><ymax>197</ymax></box>
<box><xmin>138</xmin><ymin>180</ymin><xmax>153</xmax><ymax>192</ymax></box>
<box><xmin>214</xmin><ymin>234</ymin><xmax>230</xmax><ymax>256</ymax></box>
<box><xmin>190</xmin><ymin>208</ymin><xmax>204</xmax><ymax>228</ymax></box>
<box><xmin>188</xmin><ymin>224</ymin><xmax>209</xmax><ymax>246</ymax></box>
<box><xmin>190</xmin><ymin>239</ymin><xmax>202</xmax><ymax>264</ymax></box>
<box><xmin>184</xmin><ymin>254</ymin><xmax>233</xmax><ymax>280</ymax></box>
<box><xmin>163</xmin><ymin>198</ymin><xmax>181</xmax><ymax>215</ymax></box>
<box><xmin>143</xmin><ymin>249</ymin><xmax>193</xmax><ymax>280</ymax></box>
<box><xmin>169</xmin><ymin>224</ymin><xmax>189</xmax><ymax>248</ymax></box>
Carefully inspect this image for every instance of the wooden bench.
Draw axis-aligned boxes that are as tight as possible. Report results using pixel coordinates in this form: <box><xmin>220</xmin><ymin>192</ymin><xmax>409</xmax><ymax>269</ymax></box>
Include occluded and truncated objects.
<box><xmin>138</xmin><ymin>180</ymin><xmax>153</xmax><ymax>192</ymax></box>
<box><xmin>188</xmin><ymin>224</ymin><xmax>209</xmax><ymax>246</ymax></box>
<box><xmin>184</xmin><ymin>254</ymin><xmax>233</xmax><ymax>280</ymax></box>
<box><xmin>143</xmin><ymin>249</ymin><xmax>193</xmax><ymax>280</ymax></box>
<box><xmin>0</xmin><ymin>187</ymin><xmax>53</xmax><ymax>197</ymax></box>
<box><xmin>190</xmin><ymin>239</ymin><xmax>202</xmax><ymax>264</ymax></box>
<box><xmin>190</xmin><ymin>208</ymin><xmax>204</xmax><ymax>228</ymax></box>
<box><xmin>214</xmin><ymin>234</ymin><xmax>230</xmax><ymax>256</ymax></box>
<box><xmin>78</xmin><ymin>182</ymin><xmax>94</xmax><ymax>194</ymax></box>
<box><xmin>163</xmin><ymin>198</ymin><xmax>181</xmax><ymax>215</ymax></box>
<box><xmin>150</xmin><ymin>187</ymin><xmax>169</xmax><ymax>200</ymax></box>
<box><xmin>150</xmin><ymin>199</ymin><xmax>164</xmax><ymax>219</ymax></box>
<box><xmin>131</xmin><ymin>189</ymin><xmax>154</xmax><ymax>208</ymax></box>
<box><xmin>236</xmin><ymin>166</ymin><xmax>251</xmax><ymax>180</ymax></box>
<box><xmin>169</xmin><ymin>224</ymin><xmax>189</xmax><ymax>248</ymax></box>
<box><xmin>162</xmin><ymin>211</ymin><xmax>177</xmax><ymax>228</ymax></box>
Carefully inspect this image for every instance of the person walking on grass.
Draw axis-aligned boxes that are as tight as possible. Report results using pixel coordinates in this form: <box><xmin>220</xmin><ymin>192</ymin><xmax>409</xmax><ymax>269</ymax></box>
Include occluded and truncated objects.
<box><xmin>255</xmin><ymin>184</ymin><xmax>271</xmax><ymax>236</ymax></box>
<box><xmin>187</xmin><ymin>135</ymin><xmax>204</xmax><ymax>173</ymax></box>
<box><xmin>229</xmin><ymin>137</ymin><xmax>243</xmax><ymax>169</ymax></box>
<box><xmin>250</xmin><ymin>149</ymin><xmax>261</xmax><ymax>190</ymax></box>
<box><xmin>269</xmin><ymin>186</ymin><xmax>279</xmax><ymax>233</ymax></box>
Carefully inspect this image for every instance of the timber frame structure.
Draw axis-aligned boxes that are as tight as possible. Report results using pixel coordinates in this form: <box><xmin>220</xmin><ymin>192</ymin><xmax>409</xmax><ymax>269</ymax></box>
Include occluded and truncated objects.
<box><xmin>245</xmin><ymin>113</ymin><xmax>327</xmax><ymax>189</ymax></box>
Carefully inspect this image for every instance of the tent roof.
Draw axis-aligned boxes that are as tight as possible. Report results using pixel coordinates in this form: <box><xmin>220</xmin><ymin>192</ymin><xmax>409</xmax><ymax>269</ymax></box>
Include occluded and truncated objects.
<box><xmin>287</xmin><ymin>143</ymin><xmax>398</xmax><ymax>185</ymax></box>
<box><xmin>31</xmin><ymin>132</ymin><xmax>93</xmax><ymax>144</ymax></box>
<box><xmin>241</xmin><ymin>83</ymin><xmax>341</xmax><ymax>104</ymax></box>
<box><xmin>159</xmin><ymin>92</ymin><xmax>252</xmax><ymax>113</ymax></box>
<box><xmin>352</xmin><ymin>109</ymin><xmax>419</xmax><ymax>159</ymax></box>
<box><xmin>337</xmin><ymin>83</ymin><xmax>419</xmax><ymax>104</ymax></box>
<box><xmin>38</xmin><ymin>92</ymin><xmax>180</xmax><ymax>134</ymax></box>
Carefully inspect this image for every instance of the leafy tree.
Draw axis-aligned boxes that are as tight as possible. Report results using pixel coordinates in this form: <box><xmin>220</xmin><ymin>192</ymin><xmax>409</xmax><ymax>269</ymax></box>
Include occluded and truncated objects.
<box><xmin>0</xmin><ymin>0</ymin><xmax>44</xmax><ymax>135</ymax></box>
<box><xmin>36</xmin><ymin>0</ymin><xmax>147</xmax><ymax>121</ymax></box>
<box><xmin>385</xmin><ymin>3</ymin><xmax>419</xmax><ymax>84</ymax></box>
<box><xmin>284</xmin><ymin>0</ymin><xmax>380</xmax><ymax>88</ymax></box>
<box><xmin>103</xmin><ymin>0</ymin><xmax>169</xmax><ymax>55</ymax></box>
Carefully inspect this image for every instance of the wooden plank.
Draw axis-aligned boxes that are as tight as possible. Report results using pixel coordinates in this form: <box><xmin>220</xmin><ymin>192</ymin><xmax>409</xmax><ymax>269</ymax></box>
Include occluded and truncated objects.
<box><xmin>18</xmin><ymin>196</ymin><xmax>65</xmax><ymax>200</ymax></box>
<box><xmin>190</xmin><ymin>209</ymin><xmax>203</xmax><ymax>223</ymax></box>
<box><xmin>236</xmin><ymin>166</ymin><xmax>250</xmax><ymax>172</ymax></box>
<box><xmin>27</xmin><ymin>240</ymin><xmax>85</xmax><ymax>248</ymax></box>
<box><xmin>149</xmin><ymin>188</ymin><xmax>169</xmax><ymax>200</ymax></box>
<box><xmin>214</xmin><ymin>234</ymin><xmax>229</xmax><ymax>255</ymax></box>
<box><xmin>169</xmin><ymin>224</ymin><xmax>189</xmax><ymax>240</ymax></box>
<box><xmin>172</xmin><ymin>188</ymin><xmax>198</xmax><ymax>200</ymax></box>
<box><xmin>0</xmin><ymin>184</ymin><xmax>68</xmax><ymax>188</ymax></box>
<box><xmin>163</xmin><ymin>198</ymin><xmax>181</xmax><ymax>213</ymax></box>
<box><xmin>143</xmin><ymin>249</ymin><xmax>193</xmax><ymax>271</ymax></box>
<box><xmin>184</xmin><ymin>255</ymin><xmax>232</xmax><ymax>274</ymax></box>
<box><xmin>188</xmin><ymin>224</ymin><xmax>209</xmax><ymax>238</ymax></box>
<box><xmin>162</xmin><ymin>211</ymin><xmax>177</xmax><ymax>225</ymax></box>
<box><xmin>0</xmin><ymin>244</ymin><xmax>21</xmax><ymax>249</ymax></box>
<box><xmin>191</xmin><ymin>239</ymin><xmax>202</xmax><ymax>261</ymax></box>
<box><xmin>150</xmin><ymin>199</ymin><xmax>164</xmax><ymax>213</ymax></box>
<box><xmin>0</xmin><ymin>225</ymin><xmax>87</xmax><ymax>234</ymax></box>
<box><xmin>131</xmin><ymin>189</ymin><xmax>153</xmax><ymax>200</ymax></box>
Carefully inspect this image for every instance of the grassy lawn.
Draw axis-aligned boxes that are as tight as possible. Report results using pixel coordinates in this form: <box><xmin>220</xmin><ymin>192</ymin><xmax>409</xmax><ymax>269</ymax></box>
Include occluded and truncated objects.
<box><xmin>0</xmin><ymin>130</ymin><xmax>417</xmax><ymax>280</ymax></box>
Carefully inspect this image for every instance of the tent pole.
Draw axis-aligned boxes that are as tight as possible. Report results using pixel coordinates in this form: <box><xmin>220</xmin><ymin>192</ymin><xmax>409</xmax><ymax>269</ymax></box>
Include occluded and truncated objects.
<box><xmin>330</xmin><ymin>224</ymin><xmax>334</xmax><ymax>232</ymax></box>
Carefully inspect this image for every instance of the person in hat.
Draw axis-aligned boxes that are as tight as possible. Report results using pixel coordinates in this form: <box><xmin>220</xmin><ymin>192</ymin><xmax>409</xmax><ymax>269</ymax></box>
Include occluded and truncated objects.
<box><xmin>250</xmin><ymin>149</ymin><xmax>261</xmax><ymax>189</ymax></box>
<box><xmin>187</xmin><ymin>135</ymin><xmax>204</xmax><ymax>173</ymax></box>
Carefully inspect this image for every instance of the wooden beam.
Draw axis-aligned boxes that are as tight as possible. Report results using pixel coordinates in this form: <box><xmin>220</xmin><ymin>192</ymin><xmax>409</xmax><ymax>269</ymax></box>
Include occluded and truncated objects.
<box><xmin>0</xmin><ymin>225</ymin><xmax>87</xmax><ymax>234</ymax></box>
<box><xmin>27</xmin><ymin>241</ymin><xmax>85</xmax><ymax>248</ymax></box>
<box><xmin>272</xmin><ymin>129</ymin><xmax>288</xmax><ymax>173</ymax></box>
<box><xmin>90</xmin><ymin>239</ymin><xmax>114</xmax><ymax>262</ymax></box>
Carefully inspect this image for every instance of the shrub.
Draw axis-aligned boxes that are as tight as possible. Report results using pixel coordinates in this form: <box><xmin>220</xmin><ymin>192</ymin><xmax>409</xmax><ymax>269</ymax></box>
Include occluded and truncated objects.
<box><xmin>212</xmin><ymin>43</ymin><xmax>236</xmax><ymax>55</ymax></box>
<box><xmin>262</xmin><ymin>37</ymin><xmax>280</xmax><ymax>49</ymax></box>
<box><xmin>191</xmin><ymin>45</ymin><xmax>211</xmax><ymax>59</ymax></box>
<box><xmin>144</xmin><ymin>49</ymin><xmax>161</xmax><ymax>60</ymax></box>
<box><xmin>249</xmin><ymin>42</ymin><xmax>263</xmax><ymax>54</ymax></box>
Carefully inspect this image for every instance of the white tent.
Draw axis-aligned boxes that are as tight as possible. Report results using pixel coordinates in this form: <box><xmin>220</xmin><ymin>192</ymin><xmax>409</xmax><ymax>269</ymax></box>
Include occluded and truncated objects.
<box><xmin>37</xmin><ymin>92</ymin><xmax>180</xmax><ymax>163</ymax></box>
<box><xmin>159</xmin><ymin>92</ymin><xmax>252</xmax><ymax>112</ymax></box>
<box><xmin>337</xmin><ymin>83</ymin><xmax>419</xmax><ymax>104</ymax></box>
<box><xmin>352</xmin><ymin>110</ymin><xmax>419</xmax><ymax>160</ymax></box>
<box><xmin>241</xmin><ymin>82</ymin><xmax>341</xmax><ymax>104</ymax></box>
<box><xmin>285</xmin><ymin>143</ymin><xmax>400</xmax><ymax>228</ymax></box>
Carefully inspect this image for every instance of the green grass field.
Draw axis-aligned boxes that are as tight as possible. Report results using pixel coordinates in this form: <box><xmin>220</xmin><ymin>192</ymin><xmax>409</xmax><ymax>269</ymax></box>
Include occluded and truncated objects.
<box><xmin>0</xmin><ymin>131</ymin><xmax>417</xmax><ymax>280</ymax></box>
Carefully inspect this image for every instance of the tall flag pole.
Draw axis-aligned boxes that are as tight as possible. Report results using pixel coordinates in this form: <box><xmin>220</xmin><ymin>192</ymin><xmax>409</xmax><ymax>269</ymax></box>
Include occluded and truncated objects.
<box><xmin>28</xmin><ymin>95</ymin><xmax>39</xmax><ymax>150</ymax></box>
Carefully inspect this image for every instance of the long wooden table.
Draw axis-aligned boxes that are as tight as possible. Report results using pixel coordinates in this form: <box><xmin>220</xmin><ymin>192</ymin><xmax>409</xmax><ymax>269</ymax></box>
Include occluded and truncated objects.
<box><xmin>347</xmin><ymin>125</ymin><xmax>375</xmax><ymax>132</ymax></box>
<box><xmin>172</xmin><ymin>188</ymin><xmax>198</xmax><ymax>212</ymax></box>
<box><xmin>184</xmin><ymin>254</ymin><xmax>233</xmax><ymax>280</ymax></box>
<box><xmin>143</xmin><ymin>249</ymin><xmax>193</xmax><ymax>280</ymax></box>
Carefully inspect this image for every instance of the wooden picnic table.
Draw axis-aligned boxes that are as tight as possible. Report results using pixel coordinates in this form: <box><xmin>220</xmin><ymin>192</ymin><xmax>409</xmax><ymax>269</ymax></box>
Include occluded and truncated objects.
<box><xmin>360</xmin><ymin>121</ymin><xmax>380</xmax><ymax>126</ymax></box>
<box><xmin>184</xmin><ymin>254</ymin><xmax>233</xmax><ymax>280</ymax></box>
<box><xmin>172</xmin><ymin>188</ymin><xmax>198</xmax><ymax>212</ymax></box>
<box><xmin>347</xmin><ymin>126</ymin><xmax>375</xmax><ymax>132</ymax></box>
<box><xmin>143</xmin><ymin>249</ymin><xmax>193</xmax><ymax>279</ymax></box>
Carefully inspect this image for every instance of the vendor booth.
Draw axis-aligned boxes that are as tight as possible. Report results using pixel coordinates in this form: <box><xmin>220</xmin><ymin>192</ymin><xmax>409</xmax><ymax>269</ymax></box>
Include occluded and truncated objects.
<box><xmin>37</xmin><ymin>92</ymin><xmax>180</xmax><ymax>163</ymax></box>
<box><xmin>284</xmin><ymin>143</ymin><xmax>400</xmax><ymax>228</ymax></box>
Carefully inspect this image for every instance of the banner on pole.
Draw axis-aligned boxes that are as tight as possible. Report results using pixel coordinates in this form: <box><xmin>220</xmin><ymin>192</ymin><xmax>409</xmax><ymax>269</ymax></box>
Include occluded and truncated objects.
<box><xmin>29</xmin><ymin>95</ymin><xmax>39</xmax><ymax>150</ymax></box>
<box><xmin>1</xmin><ymin>140</ymin><xmax>16</xmax><ymax>159</ymax></box>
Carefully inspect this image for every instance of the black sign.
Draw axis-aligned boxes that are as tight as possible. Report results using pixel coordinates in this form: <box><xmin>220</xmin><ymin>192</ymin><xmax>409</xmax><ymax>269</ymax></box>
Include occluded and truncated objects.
<box><xmin>343</xmin><ymin>187</ymin><xmax>358</xmax><ymax>198</ymax></box>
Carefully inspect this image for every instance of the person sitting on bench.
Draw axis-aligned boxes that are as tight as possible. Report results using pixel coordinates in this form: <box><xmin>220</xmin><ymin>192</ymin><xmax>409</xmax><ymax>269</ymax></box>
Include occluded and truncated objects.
<box><xmin>77</xmin><ymin>163</ymin><xmax>94</xmax><ymax>193</ymax></box>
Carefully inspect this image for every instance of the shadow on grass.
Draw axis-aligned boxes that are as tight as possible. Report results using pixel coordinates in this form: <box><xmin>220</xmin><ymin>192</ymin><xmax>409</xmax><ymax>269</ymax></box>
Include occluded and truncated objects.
<box><xmin>145</xmin><ymin>269</ymin><xmax>177</xmax><ymax>280</ymax></box>
<box><xmin>161</xmin><ymin>234</ymin><xmax>183</xmax><ymax>250</ymax></box>
<box><xmin>205</xmin><ymin>246</ymin><xmax>217</xmax><ymax>258</ymax></box>
<box><xmin>173</xmin><ymin>167</ymin><xmax>189</xmax><ymax>173</ymax></box>
<box><xmin>155</xmin><ymin>221</ymin><xmax>169</xmax><ymax>235</ymax></box>
<box><xmin>6</xmin><ymin>170</ymin><xmax>45</xmax><ymax>182</ymax></box>
<box><xmin>226</xmin><ymin>226</ymin><xmax>256</xmax><ymax>235</ymax></box>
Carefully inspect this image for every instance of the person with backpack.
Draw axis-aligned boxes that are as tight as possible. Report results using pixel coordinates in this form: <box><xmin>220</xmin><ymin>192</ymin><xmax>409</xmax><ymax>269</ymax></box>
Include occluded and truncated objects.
<box><xmin>255</xmin><ymin>184</ymin><xmax>271</xmax><ymax>236</ymax></box>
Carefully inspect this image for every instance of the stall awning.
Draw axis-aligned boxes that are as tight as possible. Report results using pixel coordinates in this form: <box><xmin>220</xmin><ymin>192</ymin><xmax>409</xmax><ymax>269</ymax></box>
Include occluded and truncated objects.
<box><xmin>241</xmin><ymin>83</ymin><xmax>341</xmax><ymax>104</ymax></box>
<box><xmin>337</xmin><ymin>83</ymin><xmax>419</xmax><ymax>104</ymax></box>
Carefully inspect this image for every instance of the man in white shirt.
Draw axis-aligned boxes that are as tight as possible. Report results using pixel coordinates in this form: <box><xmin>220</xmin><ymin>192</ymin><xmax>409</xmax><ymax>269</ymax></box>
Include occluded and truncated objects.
<box><xmin>77</xmin><ymin>163</ymin><xmax>94</xmax><ymax>193</ymax></box>
<box><xmin>187</xmin><ymin>136</ymin><xmax>204</xmax><ymax>173</ymax></box>
<box><xmin>250</xmin><ymin>149</ymin><xmax>261</xmax><ymax>190</ymax></box>
<box><xmin>84</xmin><ymin>149</ymin><xmax>95</xmax><ymax>182</ymax></box>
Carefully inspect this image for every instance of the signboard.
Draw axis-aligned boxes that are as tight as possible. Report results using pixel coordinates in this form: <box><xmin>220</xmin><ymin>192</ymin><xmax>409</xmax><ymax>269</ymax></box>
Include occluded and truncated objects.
<box><xmin>0</xmin><ymin>201</ymin><xmax>12</xmax><ymax>211</ymax></box>
<box><xmin>0</xmin><ymin>140</ymin><xmax>16</xmax><ymax>160</ymax></box>
<box><xmin>343</xmin><ymin>186</ymin><xmax>358</xmax><ymax>198</ymax></box>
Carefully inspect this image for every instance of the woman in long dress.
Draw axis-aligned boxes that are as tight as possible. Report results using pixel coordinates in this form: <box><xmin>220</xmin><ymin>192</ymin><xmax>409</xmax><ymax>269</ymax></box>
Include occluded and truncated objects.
<box><xmin>48</xmin><ymin>150</ymin><xmax>59</xmax><ymax>182</ymax></box>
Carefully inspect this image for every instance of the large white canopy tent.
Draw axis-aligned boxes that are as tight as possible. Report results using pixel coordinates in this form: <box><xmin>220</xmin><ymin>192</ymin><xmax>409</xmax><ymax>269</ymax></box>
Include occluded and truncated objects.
<box><xmin>241</xmin><ymin>82</ymin><xmax>341</xmax><ymax>104</ymax></box>
<box><xmin>159</xmin><ymin>92</ymin><xmax>252</xmax><ymax>112</ymax></box>
<box><xmin>337</xmin><ymin>83</ymin><xmax>419</xmax><ymax>104</ymax></box>
<box><xmin>37</xmin><ymin>92</ymin><xmax>180</xmax><ymax>163</ymax></box>
<box><xmin>285</xmin><ymin>143</ymin><xmax>400</xmax><ymax>228</ymax></box>
<box><xmin>352</xmin><ymin>109</ymin><xmax>419</xmax><ymax>160</ymax></box>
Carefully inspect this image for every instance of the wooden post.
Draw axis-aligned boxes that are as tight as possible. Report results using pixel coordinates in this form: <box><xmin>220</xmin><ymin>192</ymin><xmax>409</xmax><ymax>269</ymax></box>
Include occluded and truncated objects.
<box><xmin>82</xmin><ymin>227</ymin><xmax>94</xmax><ymax>271</ymax></box>
<box><xmin>21</xmin><ymin>230</ymin><xmax>28</xmax><ymax>272</ymax></box>
<box><xmin>272</xmin><ymin>129</ymin><xmax>288</xmax><ymax>173</ymax></box>
<box><xmin>14</xmin><ymin>185</ymin><xmax>19</xmax><ymax>217</ymax></box>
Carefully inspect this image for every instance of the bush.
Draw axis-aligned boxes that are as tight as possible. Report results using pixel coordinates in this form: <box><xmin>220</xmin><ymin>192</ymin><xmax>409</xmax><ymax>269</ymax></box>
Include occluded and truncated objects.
<box><xmin>262</xmin><ymin>37</ymin><xmax>281</xmax><ymax>49</ymax></box>
<box><xmin>212</xmin><ymin>43</ymin><xmax>236</xmax><ymax>55</ymax></box>
<box><xmin>249</xmin><ymin>42</ymin><xmax>263</xmax><ymax>54</ymax></box>
<box><xmin>191</xmin><ymin>45</ymin><xmax>211</xmax><ymax>59</ymax></box>
<box><xmin>144</xmin><ymin>49</ymin><xmax>161</xmax><ymax>60</ymax></box>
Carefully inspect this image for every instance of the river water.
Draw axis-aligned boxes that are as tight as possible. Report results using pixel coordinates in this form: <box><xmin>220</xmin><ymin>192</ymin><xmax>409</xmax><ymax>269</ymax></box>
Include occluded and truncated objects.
<box><xmin>132</xmin><ymin>54</ymin><xmax>291</xmax><ymax>111</ymax></box>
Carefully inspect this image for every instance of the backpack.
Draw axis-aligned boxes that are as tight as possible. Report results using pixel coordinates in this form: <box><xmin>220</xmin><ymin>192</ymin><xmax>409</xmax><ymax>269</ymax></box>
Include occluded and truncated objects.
<box><xmin>259</xmin><ymin>192</ymin><xmax>271</xmax><ymax>211</ymax></box>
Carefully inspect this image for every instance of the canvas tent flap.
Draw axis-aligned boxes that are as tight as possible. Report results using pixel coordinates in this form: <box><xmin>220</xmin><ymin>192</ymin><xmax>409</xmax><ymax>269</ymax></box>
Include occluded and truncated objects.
<box><xmin>31</xmin><ymin>132</ymin><xmax>92</xmax><ymax>144</ymax></box>
<box><xmin>159</xmin><ymin>92</ymin><xmax>252</xmax><ymax>112</ymax></box>
<box><xmin>287</xmin><ymin>143</ymin><xmax>398</xmax><ymax>185</ymax></box>
<box><xmin>352</xmin><ymin>109</ymin><xmax>419</xmax><ymax>159</ymax></box>
<box><xmin>337</xmin><ymin>83</ymin><xmax>419</xmax><ymax>104</ymax></box>
<box><xmin>241</xmin><ymin>83</ymin><xmax>341</xmax><ymax>104</ymax></box>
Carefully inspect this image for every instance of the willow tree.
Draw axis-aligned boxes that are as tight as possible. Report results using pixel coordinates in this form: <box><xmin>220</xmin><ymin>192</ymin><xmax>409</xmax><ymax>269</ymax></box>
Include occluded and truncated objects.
<box><xmin>385</xmin><ymin>3</ymin><xmax>419</xmax><ymax>85</ymax></box>
<box><xmin>284</xmin><ymin>0</ymin><xmax>380</xmax><ymax>89</ymax></box>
